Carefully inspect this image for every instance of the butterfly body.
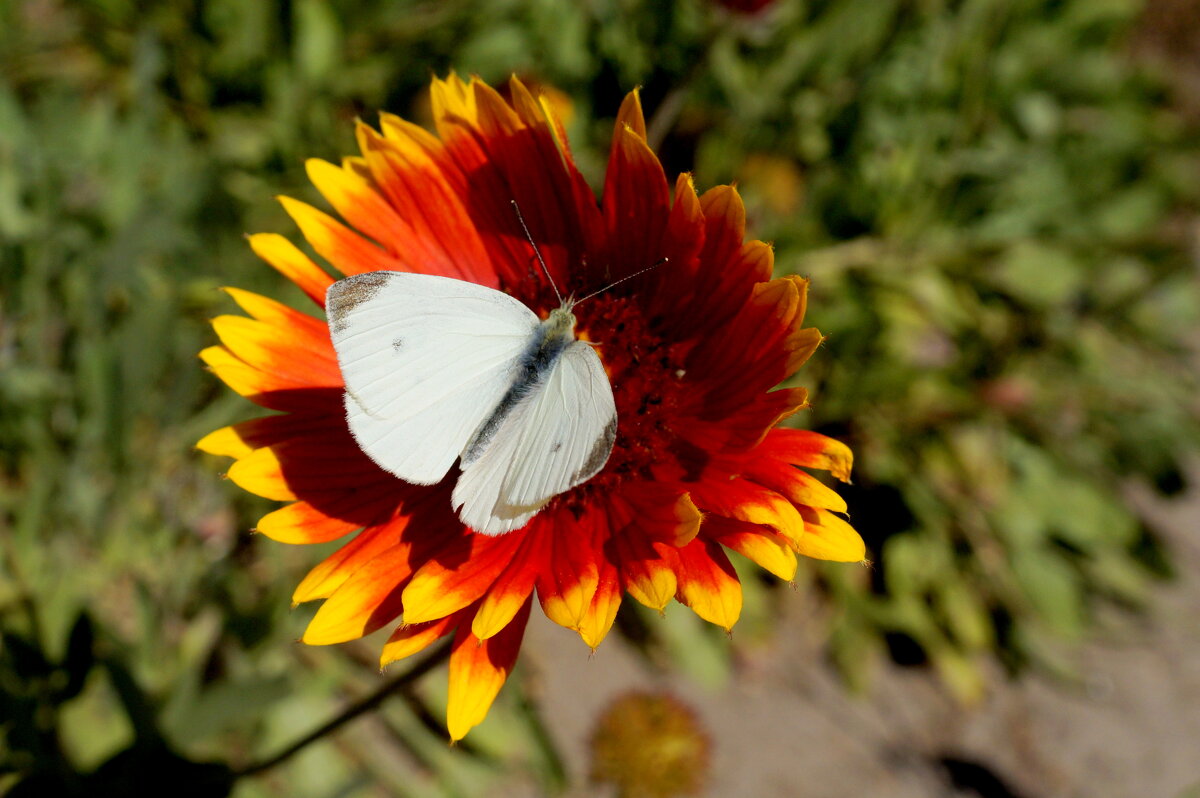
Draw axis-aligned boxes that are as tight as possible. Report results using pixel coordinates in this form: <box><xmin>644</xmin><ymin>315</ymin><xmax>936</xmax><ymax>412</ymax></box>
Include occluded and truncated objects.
<box><xmin>325</xmin><ymin>272</ymin><xmax>616</xmax><ymax>535</ymax></box>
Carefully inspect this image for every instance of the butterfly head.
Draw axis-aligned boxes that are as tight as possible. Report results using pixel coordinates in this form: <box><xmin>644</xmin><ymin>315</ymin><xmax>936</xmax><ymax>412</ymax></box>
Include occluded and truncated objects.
<box><xmin>545</xmin><ymin>305</ymin><xmax>578</xmax><ymax>340</ymax></box>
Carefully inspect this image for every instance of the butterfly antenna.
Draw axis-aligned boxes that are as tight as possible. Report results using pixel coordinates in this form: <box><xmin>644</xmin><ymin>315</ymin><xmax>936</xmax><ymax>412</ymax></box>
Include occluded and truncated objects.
<box><xmin>511</xmin><ymin>200</ymin><xmax>563</xmax><ymax>306</ymax></box>
<box><xmin>573</xmin><ymin>257</ymin><xmax>670</xmax><ymax>306</ymax></box>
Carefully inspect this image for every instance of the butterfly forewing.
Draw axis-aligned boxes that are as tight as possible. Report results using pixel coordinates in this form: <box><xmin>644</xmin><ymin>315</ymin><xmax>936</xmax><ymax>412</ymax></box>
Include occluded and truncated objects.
<box><xmin>452</xmin><ymin>340</ymin><xmax>617</xmax><ymax>534</ymax></box>
<box><xmin>326</xmin><ymin>272</ymin><xmax>538</xmax><ymax>484</ymax></box>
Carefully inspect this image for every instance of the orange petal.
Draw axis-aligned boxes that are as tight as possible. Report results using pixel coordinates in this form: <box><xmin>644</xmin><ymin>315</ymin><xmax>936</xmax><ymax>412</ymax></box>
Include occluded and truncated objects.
<box><xmin>674</xmin><ymin>537</ymin><xmax>742</xmax><ymax>631</ymax></box>
<box><xmin>616</xmin><ymin>536</ymin><xmax>679</xmax><ymax>611</ymax></box>
<box><xmin>615</xmin><ymin>484</ymin><xmax>701</xmax><ymax>547</ymax></box>
<box><xmin>225</xmin><ymin>439</ymin><xmax>386</xmax><ymax>502</ymax></box>
<box><xmin>430</xmin><ymin>72</ymin><xmax>479</xmax><ymax>134</ymax></box>
<box><xmin>797</xmin><ymin>507</ymin><xmax>867</xmax><ymax>563</ymax></box>
<box><xmin>356</xmin><ymin>122</ymin><xmax>499</xmax><ymax>285</ymax></box>
<box><xmin>577</xmin><ymin>558</ymin><xmax>621</xmax><ymax>649</ymax></box>
<box><xmin>246</xmin><ymin>233</ymin><xmax>334</xmax><ymax>306</ymax></box>
<box><xmin>278</xmin><ymin>195</ymin><xmax>402</xmax><ymax>276</ymax></box>
<box><xmin>536</xmin><ymin>507</ymin><xmax>601</xmax><ymax>631</ymax></box>
<box><xmin>196</xmin><ymin>411</ymin><xmax>349</xmax><ymax>460</ymax></box>
<box><xmin>742</xmin><ymin>458</ymin><xmax>848</xmax><ymax>513</ymax></box>
<box><xmin>683</xmin><ymin>386</ymin><xmax>809</xmax><ymax>453</ymax></box>
<box><xmin>446</xmin><ymin>598</ymin><xmax>532</xmax><ymax>741</ymax></box>
<box><xmin>614</xmin><ymin>88</ymin><xmax>647</xmax><ymax>140</ymax></box>
<box><xmin>687</xmin><ymin>275</ymin><xmax>819</xmax><ymax>413</ymax></box>
<box><xmin>226</xmin><ymin>446</ymin><xmax>299</xmax><ymax>501</ymax></box>
<box><xmin>293</xmin><ymin>517</ymin><xmax>412</xmax><ymax>603</ymax></box>
<box><xmin>689</xmin><ymin>477</ymin><xmax>805</xmax><ymax>548</ymax></box>
<box><xmin>471</xmin><ymin>529</ymin><xmax>547</xmax><ymax>640</ymax></box>
<box><xmin>686</xmin><ymin>186</ymin><xmax>765</xmax><ymax>330</ymax></box>
<box><xmin>380</xmin><ymin>614</ymin><xmax>459</xmax><ymax>668</ymax></box>
<box><xmin>197</xmin><ymin>424</ymin><xmax>257</xmax><ymax>460</ymax></box>
<box><xmin>706</xmin><ymin>517</ymin><xmax>798</xmax><ymax>581</ymax></box>
<box><xmin>306</xmin><ymin>157</ymin><xmax>417</xmax><ymax>261</ymax></box>
<box><xmin>401</xmin><ymin>531</ymin><xmax>525</xmax><ymax>625</ymax></box>
<box><xmin>211</xmin><ymin>314</ymin><xmax>340</xmax><ymax>387</ymax></box>
<box><xmin>760</xmin><ymin>428</ymin><xmax>854</xmax><ymax>482</ymax></box>
<box><xmin>200</xmin><ymin>345</ymin><xmax>342</xmax><ymax>412</ymax></box>
<box><xmin>256</xmin><ymin>499</ymin><xmax>375</xmax><ymax>544</ymax></box>
<box><xmin>302</xmin><ymin>540</ymin><xmax>417</xmax><ymax>644</ymax></box>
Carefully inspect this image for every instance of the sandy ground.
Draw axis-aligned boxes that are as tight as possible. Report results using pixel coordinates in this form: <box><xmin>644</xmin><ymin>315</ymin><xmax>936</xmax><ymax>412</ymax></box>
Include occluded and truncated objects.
<box><xmin>518</xmin><ymin>472</ymin><xmax>1200</xmax><ymax>798</ymax></box>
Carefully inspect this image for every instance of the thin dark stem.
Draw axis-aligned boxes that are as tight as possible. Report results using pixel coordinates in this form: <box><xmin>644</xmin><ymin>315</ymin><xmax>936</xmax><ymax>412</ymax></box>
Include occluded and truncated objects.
<box><xmin>233</xmin><ymin>639</ymin><xmax>453</xmax><ymax>779</ymax></box>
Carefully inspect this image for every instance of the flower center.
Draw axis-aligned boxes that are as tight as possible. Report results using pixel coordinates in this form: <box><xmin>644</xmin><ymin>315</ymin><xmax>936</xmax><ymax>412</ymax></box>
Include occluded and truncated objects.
<box><xmin>575</xmin><ymin>294</ymin><xmax>691</xmax><ymax>489</ymax></box>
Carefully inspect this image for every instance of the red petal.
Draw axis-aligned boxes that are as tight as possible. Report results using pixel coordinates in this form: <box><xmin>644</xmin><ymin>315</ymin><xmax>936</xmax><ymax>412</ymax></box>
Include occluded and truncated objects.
<box><xmin>796</xmin><ymin>507</ymin><xmax>866</xmax><ymax>563</ymax></box>
<box><xmin>688</xmin><ymin>477</ymin><xmax>804</xmax><ymax>548</ymax></box>
<box><xmin>577</xmin><ymin>555</ymin><xmax>621</xmax><ymax>649</ymax></box>
<box><xmin>600</xmin><ymin>102</ymin><xmax>670</xmax><ymax>284</ymax></box>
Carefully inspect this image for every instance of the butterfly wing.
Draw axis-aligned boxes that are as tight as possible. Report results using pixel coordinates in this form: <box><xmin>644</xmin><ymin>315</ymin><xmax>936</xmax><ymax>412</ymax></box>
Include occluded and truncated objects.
<box><xmin>326</xmin><ymin>272</ymin><xmax>538</xmax><ymax>485</ymax></box>
<box><xmin>452</xmin><ymin>340</ymin><xmax>617</xmax><ymax>535</ymax></box>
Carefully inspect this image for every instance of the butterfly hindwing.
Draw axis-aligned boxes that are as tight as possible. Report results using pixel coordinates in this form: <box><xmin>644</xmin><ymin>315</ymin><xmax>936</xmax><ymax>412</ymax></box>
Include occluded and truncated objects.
<box><xmin>452</xmin><ymin>340</ymin><xmax>617</xmax><ymax>534</ymax></box>
<box><xmin>326</xmin><ymin>272</ymin><xmax>538</xmax><ymax>484</ymax></box>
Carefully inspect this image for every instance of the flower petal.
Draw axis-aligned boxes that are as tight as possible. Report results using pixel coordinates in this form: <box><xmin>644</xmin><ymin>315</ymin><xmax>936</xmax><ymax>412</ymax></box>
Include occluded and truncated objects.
<box><xmin>600</xmin><ymin>98</ymin><xmax>670</xmax><ymax>283</ymax></box>
<box><xmin>211</xmin><ymin>314</ymin><xmax>340</xmax><ymax>387</ymax></box>
<box><xmin>381</xmin><ymin>614</ymin><xmax>460</xmax><ymax>668</ymax></box>
<box><xmin>742</xmin><ymin>459</ymin><xmax>848</xmax><ymax>513</ymax></box>
<box><xmin>401</xmin><ymin>530</ymin><xmax>526</xmax><ymax>625</ymax></box>
<box><xmin>577</xmin><ymin>556</ymin><xmax>621</xmax><ymax>649</ymax></box>
<box><xmin>471</xmin><ymin>530</ymin><xmax>547</xmax><ymax>640</ymax></box>
<box><xmin>302</xmin><ymin>542</ymin><xmax>413</xmax><ymax>644</ymax></box>
<box><xmin>760</xmin><ymin>428</ymin><xmax>855</xmax><ymax>482</ymax></box>
<box><xmin>797</xmin><ymin>507</ymin><xmax>867</xmax><ymax>563</ymax></box>
<box><xmin>536</xmin><ymin>507</ymin><xmax>601</xmax><ymax>631</ymax></box>
<box><xmin>674</xmin><ymin>537</ymin><xmax>742</xmax><ymax>630</ymax></box>
<box><xmin>706</xmin><ymin>517</ymin><xmax>798</xmax><ymax>581</ymax></box>
<box><xmin>246</xmin><ymin>233</ymin><xmax>335</xmax><ymax>305</ymax></box>
<box><xmin>446</xmin><ymin>598</ymin><xmax>532</xmax><ymax>741</ymax></box>
<box><xmin>689</xmin><ymin>477</ymin><xmax>804</xmax><ymax>548</ymax></box>
<box><xmin>278</xmin><ymin>196</ymin><xmax>402</xmax><ymax>276</ymax></box>
<box><xmin>355</xmin><ymin>122</ymin><xmax>499</xmax><ymax>285</ymax></box>
<box><xmin>256</xmin><ymin>498</ymin><xmax>389</xmax><ymax>544</ymax></box>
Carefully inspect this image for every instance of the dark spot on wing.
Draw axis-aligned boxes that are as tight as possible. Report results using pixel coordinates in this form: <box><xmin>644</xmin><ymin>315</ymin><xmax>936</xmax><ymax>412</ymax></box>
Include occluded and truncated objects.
<box><xmin>392</xmin><ymin>337</ymin><xmax>403</xmax><ymax>352</ymax></box>
<box><xmin>550</xmin><ymin>441</ymin><xmax>563</xmax><ymax>454</ymax></box>
<box><xmin>326</xmin><ymin>271</ymin><xmax>393</xmax><ymax>335</ymax></box>
<box><xmin>572</xmin><ymin>415</ymin><xmax>617</xmax><ymax>484</ymax></box>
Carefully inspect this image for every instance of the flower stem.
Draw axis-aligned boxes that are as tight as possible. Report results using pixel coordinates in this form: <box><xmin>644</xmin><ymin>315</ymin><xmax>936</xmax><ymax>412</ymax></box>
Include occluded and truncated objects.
<box><xmin>233</xmin><ymin>639</ymin><xmax>453</xmax><ymax>779</ymax></box>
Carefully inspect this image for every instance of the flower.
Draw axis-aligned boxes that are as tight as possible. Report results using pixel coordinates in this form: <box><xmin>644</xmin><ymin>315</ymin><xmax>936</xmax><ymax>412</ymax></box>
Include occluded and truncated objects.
<box><xmin>199</xmin><ymin>74</ymin><xmax>864</xmax><ymax>741</ymax></box>
<box><xmin>589</xmin><ymin>691</ymin><xmax>711</xmax><ymax>798</ymax></box>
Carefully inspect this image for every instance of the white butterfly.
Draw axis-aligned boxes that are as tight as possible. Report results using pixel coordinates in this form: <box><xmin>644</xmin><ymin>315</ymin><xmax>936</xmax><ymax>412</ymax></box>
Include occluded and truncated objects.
<box><xmin>325</xmin><ymin>270</ymin><xmax>617</xmax><ymax>536</ymax></box>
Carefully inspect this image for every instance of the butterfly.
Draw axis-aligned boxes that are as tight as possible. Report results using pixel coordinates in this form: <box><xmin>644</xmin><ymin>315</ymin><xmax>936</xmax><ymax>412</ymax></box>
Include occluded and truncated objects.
<box><xmin>325</xmin><ymin>269</ymin><xmax>618</xmax><ymax>536</ymax></box>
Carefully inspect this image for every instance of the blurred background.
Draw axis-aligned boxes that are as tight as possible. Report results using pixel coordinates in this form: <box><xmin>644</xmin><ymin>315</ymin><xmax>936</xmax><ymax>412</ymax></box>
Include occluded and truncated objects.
<box><xmin>2</xmin><ymin>0</ymin><xmax>1199</xmax><ymax>796</ymax></box>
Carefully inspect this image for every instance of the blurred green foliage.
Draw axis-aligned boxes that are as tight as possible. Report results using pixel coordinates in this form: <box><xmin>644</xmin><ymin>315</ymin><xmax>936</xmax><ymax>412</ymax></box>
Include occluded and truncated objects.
<box><xmin>1</xmin><ymin>0</ymin><xmax>1198</xmax><ymax>794</ymax></box>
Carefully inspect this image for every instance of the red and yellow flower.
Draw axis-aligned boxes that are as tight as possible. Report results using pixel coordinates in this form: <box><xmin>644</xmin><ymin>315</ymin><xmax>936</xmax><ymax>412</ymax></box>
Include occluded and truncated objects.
<box><xmin>199</xmin><ymin>74</ymin><xmax>864</xmax><ymax>740</ymax></box>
